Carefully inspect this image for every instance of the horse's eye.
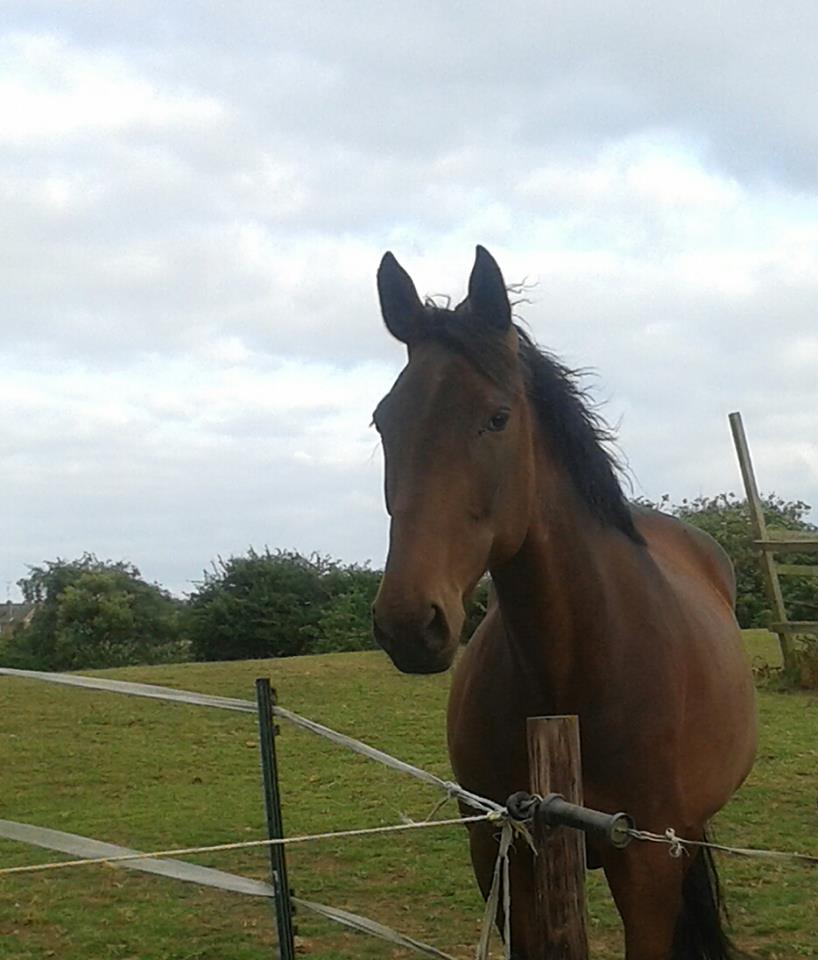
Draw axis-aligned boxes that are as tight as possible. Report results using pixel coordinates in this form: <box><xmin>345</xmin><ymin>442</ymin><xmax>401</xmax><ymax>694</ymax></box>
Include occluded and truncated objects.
<box><xmin>487</xmin><ymin>411</ymin><xmax>510</xmax><ymax>432</ymax></box>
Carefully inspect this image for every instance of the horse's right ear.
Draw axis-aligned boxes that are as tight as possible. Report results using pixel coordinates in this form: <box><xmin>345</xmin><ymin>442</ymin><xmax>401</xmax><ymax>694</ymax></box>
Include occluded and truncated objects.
<box><xmin>377</xmin><ymin>252</ymin><xmax>424</xmax><ymax>344</ymax></box>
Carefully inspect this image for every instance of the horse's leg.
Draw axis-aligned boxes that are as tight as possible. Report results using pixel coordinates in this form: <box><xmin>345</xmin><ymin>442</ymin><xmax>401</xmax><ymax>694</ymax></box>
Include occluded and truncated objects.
<box><xmin>462</xmin><ymin>818</ymin><xmax>496</xmax><ymax>900</ymax></box>
<box><xmin>603</xmin><ymin>845</ymin><xmax>686</xmax><ymax>960</ymax></box>
<box><xmin>463</xmin><ymin>818</ymin><xmax>537</xmax><ymax>959</ymax></box>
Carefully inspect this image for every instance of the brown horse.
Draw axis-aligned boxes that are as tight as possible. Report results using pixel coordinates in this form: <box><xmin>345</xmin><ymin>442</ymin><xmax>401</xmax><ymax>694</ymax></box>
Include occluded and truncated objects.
<box><xmin>371</xmin><ymin>247</ymin><xmax>757</xmax><ymax>960</ymax></box>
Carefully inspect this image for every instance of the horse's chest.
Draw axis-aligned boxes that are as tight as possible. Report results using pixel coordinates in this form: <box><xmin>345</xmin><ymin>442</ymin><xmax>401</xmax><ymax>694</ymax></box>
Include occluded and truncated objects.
<box><xmin>447</xmin><ymin>631</ymin><xmax>656</xmax><ymax>808</ymax></box>
<box><xmin>447</xmin><ymin>644</ymin><xmax>546</xmax><ymax>801</ymax></box>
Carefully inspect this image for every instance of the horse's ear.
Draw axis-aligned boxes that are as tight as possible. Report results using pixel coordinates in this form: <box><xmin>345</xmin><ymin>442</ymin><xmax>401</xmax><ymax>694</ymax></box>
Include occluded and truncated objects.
<box><xmin>467</xmin><ymin>245</ymin><xmax>511</xmax><ymax>331</ymax></box>
<box><xmin>377</xmin><ymin>252</ymin><xmax>425</xmax><ymax>344</ymax></box>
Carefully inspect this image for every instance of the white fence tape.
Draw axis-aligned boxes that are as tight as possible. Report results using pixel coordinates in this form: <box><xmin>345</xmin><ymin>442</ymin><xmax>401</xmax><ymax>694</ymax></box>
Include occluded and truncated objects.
<box><xmin>0</xmin><ymin>819</ymin><xmax>457</xmax><ymax>960</ymax></box>
<box><xmin>0</xmin><ymin>667</ymin><xmax>501</xmax><ymax>815</ymax></box>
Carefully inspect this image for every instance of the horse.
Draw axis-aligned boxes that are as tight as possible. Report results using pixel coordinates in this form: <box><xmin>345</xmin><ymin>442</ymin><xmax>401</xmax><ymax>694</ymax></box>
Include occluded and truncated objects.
<box><xmin>370</xmin><ymin>246</ymin><xmax>757</xmax><ymax>960</ymax></box>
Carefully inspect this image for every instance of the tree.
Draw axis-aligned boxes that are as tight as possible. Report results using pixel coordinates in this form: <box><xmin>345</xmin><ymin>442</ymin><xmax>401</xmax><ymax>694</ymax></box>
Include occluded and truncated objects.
<box><xmin>192</xmin><ymin>550</ymin><xmax>457</xmax><ymax>660</ymax></box>
<box><xmin>315</xmin><ymin>565</ymin><xmax>381</xmax><ymax>653</ymax></box>
<box><xmin>651</xmin><ymin>493</ymin><xmax>818</xmax><ymax>629</ymax></box>
<box><xmin>2</xmin><ymin>554</ymin><xmax>184</xmax><ymax>670</ymax></box>
<box><xmin>186</xmin><ymin>549</ymin><xmax>332</xmax><ymax>661</ymax></box>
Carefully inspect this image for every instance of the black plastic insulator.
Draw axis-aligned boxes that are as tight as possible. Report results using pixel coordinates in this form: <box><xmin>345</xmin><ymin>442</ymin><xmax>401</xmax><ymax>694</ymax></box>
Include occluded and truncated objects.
<box><xmin>507</xmin><ymin>791</ymin><xmax>539</xmax><ymax>822</ymax></box>
<box><xmin>505</xmin><ymin>791</ymin><xmax>634</xmax><ymax>849</ymax></box>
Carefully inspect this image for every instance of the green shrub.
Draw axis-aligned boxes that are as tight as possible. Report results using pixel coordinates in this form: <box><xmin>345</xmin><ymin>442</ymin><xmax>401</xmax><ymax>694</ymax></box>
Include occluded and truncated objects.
<box><xmin>666</xmin><ymin>493</ymin><xmax>818</xmax><ymax>629</ymax></box>
<box><xmin>2</xmin><ymin>554</ymin><xmax>185</xmax><ymax>671</ymax></box>
<box><xmin>186</xmin><ymin>550</ymin><xmax>383</xmax><ymax>661</ymax></box>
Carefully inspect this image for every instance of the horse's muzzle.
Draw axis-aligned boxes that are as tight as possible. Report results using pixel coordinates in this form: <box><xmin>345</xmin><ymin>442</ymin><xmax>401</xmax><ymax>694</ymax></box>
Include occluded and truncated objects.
<box><xmin>371</xmin><ymin>602</ymin><xmax>456</xmax><ymax>674</ymax></box>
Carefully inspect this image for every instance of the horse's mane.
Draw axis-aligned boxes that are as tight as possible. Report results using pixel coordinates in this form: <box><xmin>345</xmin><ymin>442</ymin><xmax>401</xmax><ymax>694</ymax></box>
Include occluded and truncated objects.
<box><xmin>422</xmin><ymin>304</ymin><xmax>644</xmax><ymax>545</ymax></box>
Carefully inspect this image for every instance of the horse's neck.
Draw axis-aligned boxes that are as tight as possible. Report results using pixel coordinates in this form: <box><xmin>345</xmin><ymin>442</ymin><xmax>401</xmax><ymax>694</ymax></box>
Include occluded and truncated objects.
<box><xmin>490</xmin><ymin>470</ymin><xmax>626</xmax><ymax>698</ymax></box>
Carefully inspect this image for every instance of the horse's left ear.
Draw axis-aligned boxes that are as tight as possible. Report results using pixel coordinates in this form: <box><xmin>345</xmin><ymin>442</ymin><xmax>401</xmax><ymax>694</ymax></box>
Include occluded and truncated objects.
<box><xmin>467</xmin><ymin>246</ymin><xmax>511</xmax><ymax>330</ymax></box>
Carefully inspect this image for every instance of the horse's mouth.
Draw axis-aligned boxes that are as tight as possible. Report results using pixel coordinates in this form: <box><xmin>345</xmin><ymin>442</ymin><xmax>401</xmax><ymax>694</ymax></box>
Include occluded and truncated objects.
<box><xmin>382</xmin><ymin>645</ymin><xmax>453</xmax><ymax>675</ymax></box>
<box><xmin>372</xmin><ymin>613</ymin><xmax>457</xmax><ymax>675</ymax></box>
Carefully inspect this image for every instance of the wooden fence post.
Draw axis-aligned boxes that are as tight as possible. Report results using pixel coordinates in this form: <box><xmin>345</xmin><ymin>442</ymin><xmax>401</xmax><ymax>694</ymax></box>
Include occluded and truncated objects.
<box><xmin>527</xmin><ymin>715</ymin><xmax>589</xmax><ymax>960</ymax></box>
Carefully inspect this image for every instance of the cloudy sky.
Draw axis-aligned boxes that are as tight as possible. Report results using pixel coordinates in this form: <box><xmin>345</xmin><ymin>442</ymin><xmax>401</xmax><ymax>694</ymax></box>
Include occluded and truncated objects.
<box><xmin>3</xmin><ymin>2</ymin><xmax>817</xmax><ymax>598</ymax></box>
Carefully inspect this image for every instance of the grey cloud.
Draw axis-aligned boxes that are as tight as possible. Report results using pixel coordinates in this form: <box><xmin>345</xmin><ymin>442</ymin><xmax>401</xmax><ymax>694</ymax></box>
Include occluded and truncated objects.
<box><xmin>2</xmin><ymin>2</ymin><xmax>817</xmax><ymax>597</ymax></box>
<box><xmin>10</xmin><ymin>1</ymin><xmax>818</xmax><ymax>187</ymax></box>
<box><xmin>4</xmin><ymin>442</ymin><xmax>389</xmax><ymax>596</ymax></box>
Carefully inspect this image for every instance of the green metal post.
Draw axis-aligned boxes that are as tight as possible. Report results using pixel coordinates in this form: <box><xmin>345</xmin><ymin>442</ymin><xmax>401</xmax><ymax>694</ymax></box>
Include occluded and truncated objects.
<box><xmin>255</xmin><ymin>678</ymin><xmax>296</xmax><ymax>960</ymax></box>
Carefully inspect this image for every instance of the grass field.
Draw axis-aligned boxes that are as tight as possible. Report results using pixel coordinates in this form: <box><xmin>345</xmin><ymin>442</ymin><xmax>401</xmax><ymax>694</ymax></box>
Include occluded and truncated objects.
<box><xmin>1</xmin><ymin>630</ymin><xmax>816</xmax><ymax>959</ymax></box>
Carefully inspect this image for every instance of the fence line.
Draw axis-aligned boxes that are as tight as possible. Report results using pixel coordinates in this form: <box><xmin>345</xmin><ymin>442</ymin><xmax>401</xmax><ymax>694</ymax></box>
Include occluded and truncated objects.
<box><xmin>3</xmin><ymin>666</ymin><xmax>817</xmax><ymax>874</ymax></box>
<box><xmin>0</xmin><ymin>813</ymin><xmax>496</xmax><ymax>879</ymax></box>
<box><xmin>0</xmin><ymin>667</ymin><xmax>501</xmax><ymax>815</ymax></box>
<box><xmin>0</xmin><ymin>666</ymin><xmax>511</xmax><ymax>958</ymax></box>
<box><xmin>628</xmin><ymin>826</ymin><xmax>818</xmax><ymax>866</ymax></box>
<box><xmin>2</xmin><ymin>667</ymin><xmax>816</xmax><ymax>960</ymax></box>
<box><xmin>0</xmin><ymin>818</ymin><xmax>456</xmax><ymax>960</ymax></box>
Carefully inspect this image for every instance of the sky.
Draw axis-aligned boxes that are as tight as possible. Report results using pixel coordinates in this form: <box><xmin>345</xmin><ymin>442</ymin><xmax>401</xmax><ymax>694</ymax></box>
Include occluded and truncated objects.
<box><xmin>2</xmin><ymin>2</ymin><xmax>817</xmax><ymax>599</ymax></box>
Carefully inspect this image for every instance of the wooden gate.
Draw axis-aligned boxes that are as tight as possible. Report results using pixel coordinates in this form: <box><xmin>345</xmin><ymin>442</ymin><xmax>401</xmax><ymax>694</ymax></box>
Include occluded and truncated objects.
<box><xmin>729</xmin><ymin>411</ymin><xmax>818</xmax><ymax>677</ymax></box>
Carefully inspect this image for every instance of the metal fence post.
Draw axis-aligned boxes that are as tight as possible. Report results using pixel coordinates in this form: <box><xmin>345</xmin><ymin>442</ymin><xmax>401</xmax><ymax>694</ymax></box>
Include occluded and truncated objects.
<box><xmin>256</xmin><ymin>678</ymin><xmax>296</xmax><ymax>960</ymax></box>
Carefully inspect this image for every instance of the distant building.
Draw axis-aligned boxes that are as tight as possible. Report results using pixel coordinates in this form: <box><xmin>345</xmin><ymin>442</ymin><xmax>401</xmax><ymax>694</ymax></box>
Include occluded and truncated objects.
<box><xmin>0</xmin><ymin>602</ymin><xmax>37</xmax><ymax>636</ymax></box>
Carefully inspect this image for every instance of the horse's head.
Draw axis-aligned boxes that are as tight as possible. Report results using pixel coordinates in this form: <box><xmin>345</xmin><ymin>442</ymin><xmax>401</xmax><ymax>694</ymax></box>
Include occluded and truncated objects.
<box><xmin>371</xmin><ymin>247</ymin><xmax>535</xmax><ymax>674</ymax></box>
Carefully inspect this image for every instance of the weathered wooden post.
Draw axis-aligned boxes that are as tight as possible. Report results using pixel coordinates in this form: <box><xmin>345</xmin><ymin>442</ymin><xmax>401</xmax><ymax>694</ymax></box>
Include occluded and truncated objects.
<box><xmin>527</xmin><ymin>714</ymin><xmax>589</xmax><ymax>960</ymax></box>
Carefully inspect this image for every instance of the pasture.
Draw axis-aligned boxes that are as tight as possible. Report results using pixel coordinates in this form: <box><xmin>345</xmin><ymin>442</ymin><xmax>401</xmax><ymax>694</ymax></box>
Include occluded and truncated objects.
<box><xmin>0</xmin><ymin>630</ymin><xmax>816</xmax><ymax>959</ymax></box>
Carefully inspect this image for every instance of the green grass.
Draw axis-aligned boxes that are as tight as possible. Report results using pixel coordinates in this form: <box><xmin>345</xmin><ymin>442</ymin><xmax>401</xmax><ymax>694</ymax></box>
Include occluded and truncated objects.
<box><xmin>743</xmin><ymin>628</ymin><xmax>784</xmax><ymax>672</ymax></box>
<box><xmin>1</xmin><ymin>632</ymin><xmax>817</xmax><ymax>959</ymax></box>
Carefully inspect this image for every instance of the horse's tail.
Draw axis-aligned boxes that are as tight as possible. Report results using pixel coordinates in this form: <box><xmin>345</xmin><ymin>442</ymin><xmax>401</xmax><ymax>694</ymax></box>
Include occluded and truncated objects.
<box><xmin>672</xmin><ymin>838</ymin><xmax>742</xmax><ymax>959</ymax></box>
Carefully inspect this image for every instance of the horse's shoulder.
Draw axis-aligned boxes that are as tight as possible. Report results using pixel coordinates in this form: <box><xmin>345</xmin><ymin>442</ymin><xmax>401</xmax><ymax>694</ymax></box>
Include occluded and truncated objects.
<box><xmin>629</xmin><ymin>503</ymin><xmax>736</xmax><ymax>605</ymax></box>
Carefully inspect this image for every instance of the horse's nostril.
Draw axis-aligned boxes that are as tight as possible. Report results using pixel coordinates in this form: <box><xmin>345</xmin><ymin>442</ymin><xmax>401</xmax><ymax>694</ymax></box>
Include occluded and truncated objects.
<box><xmin>371</xmin><ymin>601</ymin><xmax>455</xmax><ymax>674</ymax></box>
<box><xmin>426</xmin><ymin>604</ymin><xmax>449</xmax><ymax>650</ymax></box>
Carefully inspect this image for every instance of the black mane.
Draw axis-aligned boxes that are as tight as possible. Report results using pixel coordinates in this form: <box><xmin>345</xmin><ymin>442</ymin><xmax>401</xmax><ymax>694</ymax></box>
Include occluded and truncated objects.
<box><xmin>422</xmin><ymin>305</ymin><xmax>644</xmax><ymax>545</ymax></box>
<box><xmin>516</xmin><ymin>329</ymin><xmax>643</xmax><ymax>544</ymax></box>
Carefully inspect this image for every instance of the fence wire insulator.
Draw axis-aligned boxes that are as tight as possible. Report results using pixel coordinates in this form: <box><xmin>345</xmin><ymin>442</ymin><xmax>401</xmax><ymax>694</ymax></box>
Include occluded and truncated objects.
<box><xmin>506</xmin><ymin>791</ymin><xmax>634</xmax><ymax>850</ymax></box>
